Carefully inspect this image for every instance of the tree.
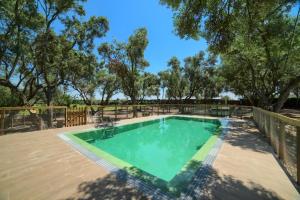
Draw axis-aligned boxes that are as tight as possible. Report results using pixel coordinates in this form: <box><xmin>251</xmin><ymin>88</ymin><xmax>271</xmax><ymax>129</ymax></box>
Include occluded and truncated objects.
<box><xmin>1</xmin><ymin>0</ymin><xmax>109</xmax><ymax>109</ymax></box>
<box><xmin>159</xmin><ymin>52</ymin><xmax>221</xmax><ymax>101</ymax></box>
<box><xmin>51</xmin><ymin>86</ymin><xmax>73</xmax><ymax>106</ymax></box>
<box><xmin>0</xmin><ymin>86</ymin><xmax>20</xmax><ymax>106</ymax></box>
<box><xmin>183</xmin><ymin>51</ymin><xmax>219</xmax><ymax>99</ymax></box>
<box><xmin>69</xmin><ymin>52</ymin><xmax>100</xmax><ymax>106</ymax></box>
<box><xmin>0</xmin><ymin>0</ymin><xmax>43</xmax><ymax>105</ymax></box>
<box><xmin>293</xmin><ymin>87</ymin><xmax>300</xmax><ymax>104</ymax></box>
<box><xmin>98</xmin><ymin>28</ymin><xmax>149</xmax><ymax>116</ymax></box>
<box><xmin>139</xmin><ymin>72</ymin><xmax>160</xmax><ymax>101</ymax></box>
<box><xmin>158</xmin><ymin>71</ymin><xmax>169</xmax><ymax>100</ymax></box>
<box><xmin>99</xmin><ymin>73</ymin><xmax>119</xmax><ymax>105</ymax></box>
<box><xmin>202</xmin><ymin>67</ymin><xmax>223</xmax><ymax>100</ymax></box>
<box><xmin>161</xmin><ymin>0</ymin><xmax>300</xmax><ymax>111</ymax></box>
<box><xmin>35</xmin><ymin>0</ymin><xmax>109</xmax><ymax>106</ymax></box>
<box><xmin>219</xmin><ymin>9</ymin><xmax>300</xmax><ymax>110</ymax></box>
<box><xmin>165</xmin><ymin>57</ymin><xmax>188</xmax><ymax>100</ymax></box>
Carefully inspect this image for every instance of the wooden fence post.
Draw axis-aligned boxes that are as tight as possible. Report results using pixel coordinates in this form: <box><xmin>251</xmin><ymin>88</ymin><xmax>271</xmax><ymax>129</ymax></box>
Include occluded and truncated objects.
<box><xmin>84</xmin><ymin>107</ymin><xmax>87</xmax><ymax>125</ymax></box>
<box><xmin>65</xmin><ymin>107</ymin><xmax>68</xmax><ymax>127</ymax></box>
<box><xmin>0</xmin><ymin>110</ymin><xmax>4</xmax><ymax>135</ymax></box>
<box><xmin>278</xmin><ymin>121</ymin><xmax>285</xmax><ymax>160</ymax></box>
<box><xmin>115</xmin><ymin>104</ymin><xmax>117</xmax><ymax>120</ymax></box>
<box><xmin>297</xmin><ymin>126</ymin><xmax>300</xmax><ymax>184</ymax></box>
<box><xmin>126</xmin><ymin>106</ymin><xmax>129</xmax><ymax>118</ymax></box>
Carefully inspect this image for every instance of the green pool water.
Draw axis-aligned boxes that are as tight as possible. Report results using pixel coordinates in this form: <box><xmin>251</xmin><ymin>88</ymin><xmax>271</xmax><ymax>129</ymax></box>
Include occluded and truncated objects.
<box><xmin>73</xmin><ymin>116</ymin><xmax>221</xmax><ymax>182</ymax></box>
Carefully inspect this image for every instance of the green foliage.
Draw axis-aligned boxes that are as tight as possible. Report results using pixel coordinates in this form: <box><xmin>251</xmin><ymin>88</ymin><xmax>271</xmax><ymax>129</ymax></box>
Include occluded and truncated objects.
<box><xmin>0</xmin><ymin>0</ymin><xmax>109</xmax><ymax>106</ymax></box>
<box><xmin>0</xmin><ymin>0</ymin><xmax>43</xmax><ymax>105</ymax></box>
<box><xmin>161</xmin><ymin>0</ymin><xmax>300</xmax><ymax>111</ymax></box>
<box><xmin>219</xmin><ymin>5</ymin><xmax>300</xmax><ymax>110</ymax></box>
<box><xmin>98</xmin><ymin>28</ymin><xmax>149</xmax><ymax>104</ymax></box>
<box><xmin>158</xmin><ymin>71</ymin><xmax>169</xmax><ymax>99</ymax></box>
<box><xmin>159</xmin><ymin>51</ymin><xmax>221</xmax><ymax>100</ymax></box>
<box><xmin>0</xmin><ymin>86</ymin><xmax>20</xmax><ymax>106</ymax></box>
<box><xmin>165</xmin><ymin>57</ymin><xmax>188</xmax><ymax>100</ymax></box>
<box><xmin>140</xmin><ymin>73</ymin><xmax>160</xmax><ymax>100</ymax></box>
<box><xmin>52</xmin><ymin>88</ymin><xmax>74</xmax><ymax>106</ymax></box>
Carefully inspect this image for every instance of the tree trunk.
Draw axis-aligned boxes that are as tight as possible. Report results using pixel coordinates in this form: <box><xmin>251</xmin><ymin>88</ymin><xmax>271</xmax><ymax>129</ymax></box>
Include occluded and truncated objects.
<box><xmin>0</xmin><ymin>110</ymin><xmax>5</xmax><ymax>135</ymax></box>
<box><xmin>296</xmin><ymin>89</ymin><xmax>299</xmax><ymax>104</ymax></box>
<box><xmin>100</xmin><ymin>87</ymin><xmax>106</xmax><ymax>105</ymax></box>
<box><xmin>131</xmin><ymin>97</ymin><xmax>138</xmax><ymax>117</ymax></box>
<box><xmin>105</xmin><ymin>94</ymin><xmax>112</xmax><ymax>105</ymax></box>
<box><xmin>273</xmin><ymin>76</ymin><xmax>300</xmax><ymax>112</ymax></box>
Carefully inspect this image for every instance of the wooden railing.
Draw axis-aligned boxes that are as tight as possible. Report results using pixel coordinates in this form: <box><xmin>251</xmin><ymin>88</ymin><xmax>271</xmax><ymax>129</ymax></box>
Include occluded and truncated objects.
<box><xmin>253</xmin><ymin>107</ymin><xmax>300</xmax><ymax>184</ymax></box>
<box><xmin>0</xmin><ymin>104</ymin><xmax>252</xmax><ymax>135</ymax></box>
<box><xmin>0</xmin><ymin>106</ymin><xmax>67</xmax><ymax>135</ymax></box>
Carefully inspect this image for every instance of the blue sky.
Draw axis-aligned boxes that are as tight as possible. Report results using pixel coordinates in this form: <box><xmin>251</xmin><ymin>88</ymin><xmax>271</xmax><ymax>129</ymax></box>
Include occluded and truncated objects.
<box><xmin>79</xmin><ymin>0</ymin><xmax>208</xmax><ymax>73</ymax></box>
<box><xmin>58</xmin><ymin>0</ymin><xmax>237</xmax><ymax>99</ymax></box>
<box><xmin>54</xmin><ymin>0</ymin><xmax>243</xmax><ymax>99</ymax></box>
<box><xmin>53</xmin><ymin>1</ymin><xmax>298</xmax><ymax>100</ymax></box>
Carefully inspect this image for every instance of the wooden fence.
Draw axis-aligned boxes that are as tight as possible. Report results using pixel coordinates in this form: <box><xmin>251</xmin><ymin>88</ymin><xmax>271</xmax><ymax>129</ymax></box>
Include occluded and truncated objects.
<box><xmin>253</xmin><ymin>107</ymin><xmax>300</xmax><ymax>184</ymax></box>
<box><xmin>0</xmin><ymin>104</ymin><xmax>253</xmax><ymax>135</ymax></box>
<box><xmin>66</xmin><ymin>107</ymin><xmax>87</xmax><ymax>127</ymax></box>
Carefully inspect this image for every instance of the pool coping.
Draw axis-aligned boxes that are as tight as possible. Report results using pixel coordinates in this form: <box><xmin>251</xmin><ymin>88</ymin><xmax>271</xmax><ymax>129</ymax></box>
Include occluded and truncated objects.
<box><xmin>58</xmin><ymin>115</ymin><xmax>230</xmax><ymax>199</ymax></box>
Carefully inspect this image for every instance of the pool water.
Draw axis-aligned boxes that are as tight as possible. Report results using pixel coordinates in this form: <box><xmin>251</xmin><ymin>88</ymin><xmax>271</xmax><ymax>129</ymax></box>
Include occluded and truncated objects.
<box><xmin>74</xmin><ymin>116</ymin><xmax>221</xmax><ymax>182</ymax></box>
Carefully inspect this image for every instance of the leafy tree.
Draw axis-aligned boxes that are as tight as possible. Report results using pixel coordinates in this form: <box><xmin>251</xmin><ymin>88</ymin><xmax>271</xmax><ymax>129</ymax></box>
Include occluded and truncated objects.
<box><xmin>161</xmin><ymin>0</ymin><xmax>300</xmax><ymax>111</ymax></box>
<box><xmin>218</xmin><ymin>5</ymin><xmax>300</xmax><ymax>110</ymax></box>
<box><xmin>35</xmin><ymin>0</ymin><xmax>109</xmax><ymax>106</ymax></box>
<box><xmin>183</xmin><ymin>51</ymin><xmax>219</xmax><ymax>99</ymax></box>
<box><xmin>0</xmin><ymin>0</ymin><xmax>109</xmax><ymax>109</ymax></box>
<box><xmin>158</xmin><ymin>71</ymin><xmax>169</xmax><ymax>99</ymax></box>
<box><xmin>0</xmin><ymin>0</ymin><xmax>43</xmax><ymax>105</ymax></box>
<box><xmin>98</xmin><ymin>28</ymin><xmax>149</xmax><ymax>116</ymax></box>
<box><xmin>99</xmin><ymin>72</ymin><xmax>119</xmax><ymax>105</ymax></box>
<box><xmin>165</xmin><ymin>57</ymin><xmax>188</xmax><ymax>100</ymax></box>
<box><xmin>160</xmin><ymin>52</ymin><xmax>221</xmax><ymax>101</ymax></box>
<box><xmin>293</xmin><ymin>87</ymin><xmax>300</xmax><ymax>103</ymax></box>
<box><xmin>183</xmin><ymin>53</ymin><xmax>203</xmax><ymax>99</ymax></box>
<box><xmin>52</xmin><ymin>86</ymin><xmax>73</xmax><ymax>106</ymax></box>
<box><xmin>139</xmin><ymin>72</ymin><xmax>160</xmax><ymax>101</ymax></box>
<box><xmin>202</xmin><ymin>67</ymin><xmax>223</xmax><ymax>100</ymax></box>
<box><xmin>69</xmin><ymin>52</ymin><xmax>99</xmax><ymax>105</ymax></box>
<box><xmin>0</xmin><ymin>86</ymin><xmax>20</xmax><ymax>106</ymax></box>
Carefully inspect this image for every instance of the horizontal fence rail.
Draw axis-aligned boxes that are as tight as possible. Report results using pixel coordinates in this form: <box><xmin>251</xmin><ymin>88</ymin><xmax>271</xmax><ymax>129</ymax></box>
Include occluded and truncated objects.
<box><xmin>0</xmin><ymin>104</ymin><xmax>252</xmax><ymax>135</ymax></box>
<box><xmin>0</xmin><ymin>106</ymin><xmax>67</xmax><ymax>134</ymax></box>
<box><xmin>253</xmin><ymin>107</ymin><xmax>300</xmax><ymax>184</ymax></box>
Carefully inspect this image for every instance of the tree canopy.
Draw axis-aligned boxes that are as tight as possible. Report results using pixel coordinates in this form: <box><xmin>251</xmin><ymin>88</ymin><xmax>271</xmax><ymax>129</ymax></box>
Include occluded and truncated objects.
<box><xmin>0</xmin><ymin>0</ymin><xmax>299</xmax><ymax>113</ymax></box>
<box><xmin>161</xmin><ymin>0</ymin><xmax>300</xmax><ymax>111</ymax></box>
<box><xmin>158</xmin><ymin>51</ymin><xmax>222</xmax><ymax>101</ymax></box>
<box><xmin>0</xmin><ymin>0</ymin><xmax>109</xmax><ymax>106</ymax></box>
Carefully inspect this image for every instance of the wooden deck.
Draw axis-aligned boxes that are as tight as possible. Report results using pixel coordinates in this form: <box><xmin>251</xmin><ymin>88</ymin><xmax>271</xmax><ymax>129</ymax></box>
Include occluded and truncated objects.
<box><xmin>0</xmin><ymin>116</ymin><xmax>298</xmax><ymax>200</ymax></box>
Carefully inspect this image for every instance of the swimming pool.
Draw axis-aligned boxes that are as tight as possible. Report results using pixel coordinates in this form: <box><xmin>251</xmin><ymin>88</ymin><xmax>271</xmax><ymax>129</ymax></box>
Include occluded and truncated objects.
<box><xmin>64</xmin><ymin>116</ymin><xmax>224</xmax><ymax>196</ymax></box>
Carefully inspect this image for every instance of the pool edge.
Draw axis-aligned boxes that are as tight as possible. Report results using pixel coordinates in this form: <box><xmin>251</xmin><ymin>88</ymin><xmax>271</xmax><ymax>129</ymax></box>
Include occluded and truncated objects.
<box><xmin>58</xmin><ymin>116</ymin><xmax>230</xmax><ymax>199</ymax></box>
